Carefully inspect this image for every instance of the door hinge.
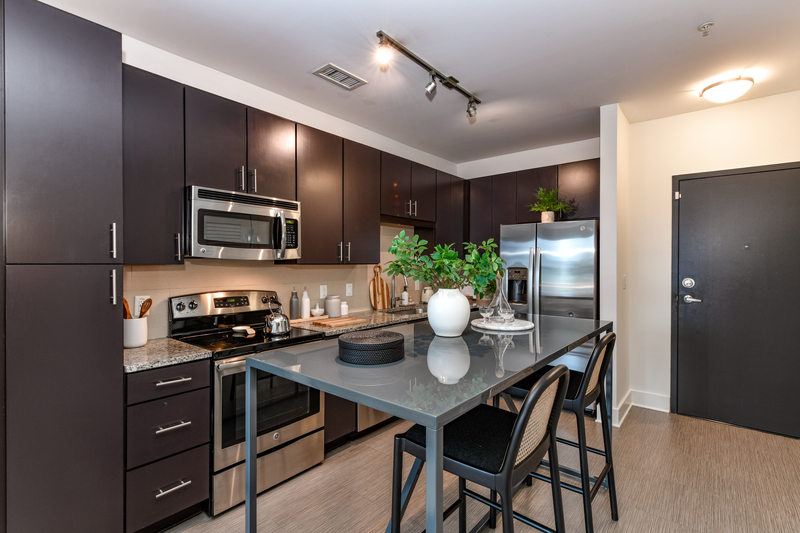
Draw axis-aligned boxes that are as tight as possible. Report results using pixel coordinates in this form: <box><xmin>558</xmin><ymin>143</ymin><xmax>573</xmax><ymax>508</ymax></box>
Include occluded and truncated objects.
<box><xmin>674</xmin><ymin>191</ymin><xmax>681</xmax><ymax>200</ymax></box>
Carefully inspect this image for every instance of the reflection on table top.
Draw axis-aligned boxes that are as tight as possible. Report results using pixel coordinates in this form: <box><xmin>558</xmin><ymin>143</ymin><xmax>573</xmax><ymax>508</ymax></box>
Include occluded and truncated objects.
<box><xmin>247</xmin><ymin>315</ymin><xmax>612</xmax><ymax>429</ymax></box>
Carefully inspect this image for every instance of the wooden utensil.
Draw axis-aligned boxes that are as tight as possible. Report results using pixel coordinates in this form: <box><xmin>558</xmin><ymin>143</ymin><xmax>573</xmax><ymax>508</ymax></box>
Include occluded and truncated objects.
<box><xmin>139</xmin><ymin>298</ymin><xmax>152</xmax><ymax>318</ymax></box>
<box><xmin>369</xmin><ymin>265</ymin><xmax>391</xmax><ymax>310</ymax></box>
<box><xmin>123</xmin><ymin>298</ymin><xmax>133</xmax><ymax>320</ymax></box>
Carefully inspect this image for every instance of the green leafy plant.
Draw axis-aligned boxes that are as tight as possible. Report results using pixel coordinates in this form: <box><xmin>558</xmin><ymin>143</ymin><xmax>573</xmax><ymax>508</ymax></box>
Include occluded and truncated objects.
<box><xmin>529</xmin><ymin>187</ymin><xmax>572</xmax><ymax>215</ymax></box>
<box><xmin>384</xmin><ymin>230</ymin><xmax>505</xmax><ymax>299</ymax></box>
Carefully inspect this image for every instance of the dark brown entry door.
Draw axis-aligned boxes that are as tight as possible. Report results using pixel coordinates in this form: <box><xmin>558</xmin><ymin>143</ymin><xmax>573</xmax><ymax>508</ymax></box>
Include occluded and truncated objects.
<box><xmin>673</xmin><ymin>163</ymin><xmax>800</xmax><ymax>437</ymax></box>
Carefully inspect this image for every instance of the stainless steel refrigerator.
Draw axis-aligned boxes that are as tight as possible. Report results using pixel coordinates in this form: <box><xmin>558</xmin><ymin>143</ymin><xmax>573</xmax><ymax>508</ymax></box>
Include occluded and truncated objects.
<box><xmin>500</xmin><ymin>220</ymin><xmax>599</xmax><ymax>319</ymax></box>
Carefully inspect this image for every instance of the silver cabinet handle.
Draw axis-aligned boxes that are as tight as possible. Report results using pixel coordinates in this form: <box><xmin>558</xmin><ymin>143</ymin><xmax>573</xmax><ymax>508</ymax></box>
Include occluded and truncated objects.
<box><xmin>347</xmin><ymin>242</ymin><xmax>351</xmax><ymax>262</ymax></box>
<box><xmin>110</xmin><ymin>223</ymin><xmax>117</xmax><ymax>259</ymax></box>
<box><xmin>175</xmin><ymin>233</ymin><xmax>182</xmax><ymax>261</ymax></box>
<box><xmin>155</xmin><ymin>420</ymin><xmax>192</xmax><ymax>434</ymax></box>
<box><xmin>155</xmin><ymin>376</ymin><xmax>192</xmax><ymax>387</ymax></box>
<box><xmin>413</xmin><ymin>201</ymin><xmax>418</xmax><ymax>217</ymax></box>
<box><xmin>406</xmin><ymin>200</ymin><xmax>412</xmax><ymax>217</ymax></box>
<box><xmin>684</xmin><ymin>295</ymin><xmax>703</xmax><ymax>303</ymax></box>
<box><xmin>239</xmin><ymin>166</ymin><xmax>246</xmax><ymax>191</ymax></box>
<box><xmin>249</xmin><ymin>168</ymin><xmax>258</xmax><ymax>193</ymax></box>
<box><xmin>338</xmin><ymin>242</ymin><xmax>343</xmax><ymax>262</ymax></box>
<box><xmin>111</xmin><ymin>269</ymin><xmax>117</xmax><ymax>305</ymax></box>
<box><xmin>155</xmin><ymin>479</ymin><xmax>192</xmax><ymax>499</ymax></box>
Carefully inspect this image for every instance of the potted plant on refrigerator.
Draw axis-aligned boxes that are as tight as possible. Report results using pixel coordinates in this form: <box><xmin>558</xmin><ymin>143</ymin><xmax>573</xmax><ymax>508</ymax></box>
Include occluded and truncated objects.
<box><xmin>529</xmin><ymin>187</ymin><xmax>572</xmax><ymax>222</ymax></box>
<box><xmin>385</xmin><ymin>231</ymin><xmax>505</xmax><ymax>337</ymax></box>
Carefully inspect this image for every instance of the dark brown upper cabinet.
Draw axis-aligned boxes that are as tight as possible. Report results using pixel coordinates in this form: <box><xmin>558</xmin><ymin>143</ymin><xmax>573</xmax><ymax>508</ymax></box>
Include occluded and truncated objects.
<box><xmin>468</xmin><ymin>176</ymin><xmax>493</xmax><ymax>246</ymax></box>
<box><xmin>381</xmin><ymin>152</ymin><xmax>412</xmax><ymax>217</ymax></box>
<box><xmin>558</xmin><ymin>158</ymin><xmax>600</xmax><ymax>220</ymax></box>
<box><xmin>451</xmin><ymin>177</ymin><xmax>466</xmax><ymax>256</ymax></box>
<box><xmin>435</xmin><ymin>172</ymin><xmax>466</xmax><ymax>256</ymax></box>
<box><xmin>247</xmin><ymin>108</ymin><xmax>296</xmax><ymax>200</ymax></box>
<box><xmin>297</xmin><ymin>125</ymin><xmax>344</xmax><ymax>264</ymax></box>
<box><xmin>185</xmin><ymin>87</ymin><xmax>248</xmax><ymax>192</ymax></box>
<box><xmin>516</xmin><ymin>166</ymin><xmax>558</xmax><ymax>223</ymax></box>
<box><xmin>491</xmin><ymin>172</ymin><xmax>517</xmax><ymax>244</ymax></box>
<box><xmin>5</xmin><ymin>0</ymin><xmax>123</xmax><ymax>264</ymax></box>
<box><xmin>411</xmin><ymin>162</ymin><xmax>437</xmax><ymax>222</ymax></box>
<box><xmin>343</xmin><ymin>140</ymin><xmax>381</xmax><ymax>264</ymax></box>
<box><xmin>123</xmin><ymin>65</ymin><xmax>185</xmax><ymax>264</ymax></box>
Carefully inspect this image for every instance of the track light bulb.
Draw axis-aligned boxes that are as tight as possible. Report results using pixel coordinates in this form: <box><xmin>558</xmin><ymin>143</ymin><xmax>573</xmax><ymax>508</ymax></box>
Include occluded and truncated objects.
<box><xmin>466</xmin><ymin>99</ymin><xmax>477</xmax><ymax>118</ymax></box>
<box><xmin>376</xmin><ymin>39</ymin><xmax>392</xmax><ymax>66</ymax></box>
<box><xmin>425</xmin><ymin>72</ymin><xmax>437</xmax><ymax>94</ymax></box>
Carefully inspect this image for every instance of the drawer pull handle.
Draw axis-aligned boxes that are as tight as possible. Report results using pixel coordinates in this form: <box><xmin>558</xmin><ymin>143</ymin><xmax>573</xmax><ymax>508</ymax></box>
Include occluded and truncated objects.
<box><xmin>155</xmin><ymin>479</ymin><xmax>192</xmax><ymax>499</ymax></box>
<box><xmin>155</xmin><ymin>376</ymin><xmax>192</xmax><ymax>387</ymax></box>
<box><xmin>155</xmin><ymin>420</ymin><xmax>192</xmax><ymax>434</ymax></box>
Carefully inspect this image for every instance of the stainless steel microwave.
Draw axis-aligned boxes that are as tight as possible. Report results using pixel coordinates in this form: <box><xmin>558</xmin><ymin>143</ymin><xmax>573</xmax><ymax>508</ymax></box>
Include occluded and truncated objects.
<box><xmin>185</xmin><ymin>186</ymin><xmax>301</xmax><ymax>260</ymax></box>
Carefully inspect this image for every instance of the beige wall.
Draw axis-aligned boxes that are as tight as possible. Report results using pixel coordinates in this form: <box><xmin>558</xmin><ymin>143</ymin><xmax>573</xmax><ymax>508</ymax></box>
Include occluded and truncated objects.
<box><xmin>625</xmin><ymin>89</ymin><xmax>800</xmax><ymax>410</ymax></box>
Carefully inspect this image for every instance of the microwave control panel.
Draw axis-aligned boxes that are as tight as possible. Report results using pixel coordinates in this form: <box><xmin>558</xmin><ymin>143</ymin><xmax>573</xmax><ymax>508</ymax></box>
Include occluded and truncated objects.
<box><xmin>285</xmin><ymin>219</ymin><xmax>298</xmax><ymax>249</ymax></box>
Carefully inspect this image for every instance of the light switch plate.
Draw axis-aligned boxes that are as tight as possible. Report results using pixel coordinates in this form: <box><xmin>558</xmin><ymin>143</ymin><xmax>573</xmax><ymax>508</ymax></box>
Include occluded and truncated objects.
<box><xmin>134</xmin><ymin>295</ymin><xmax>151</xmax><ymax>318</ymax></box>
<box><xmin>414</xmin><ymin>280</ymin><xmax>420</xmax><ymax>291</ymax></box>
<box><xmin>345</xmin><ymin>283</ymin><xmax>353</xmax><ymax>297</ymax></box>
<box><xmin>320</xmin><ymin>285</ymin><xmax>327</xmax><ymax>299</ymax></box>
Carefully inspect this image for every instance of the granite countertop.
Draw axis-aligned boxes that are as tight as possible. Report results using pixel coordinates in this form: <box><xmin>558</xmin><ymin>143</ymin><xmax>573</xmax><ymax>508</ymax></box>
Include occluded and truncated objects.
<box><xmin>293</xmin><ymin>306</ymin><xmax>428</xmax><ymax>336</ymax></box>
<box><xmin>124</xmin><ymin>338</ymin><xmax>213</xmax><ymax>373</ymax></box>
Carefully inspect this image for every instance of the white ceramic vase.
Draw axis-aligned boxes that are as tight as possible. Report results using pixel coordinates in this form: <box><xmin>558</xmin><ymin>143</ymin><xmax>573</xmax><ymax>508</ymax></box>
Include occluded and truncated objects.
<box><xmin>426</xmin><ymin>288</ymin><xmax>470</xmax><ymax>337</ymax></box>
<box><xmin>541</xmin><ymin>211</ymin><xmax>556</xmax><ymax>223</ymax></box>
<box><xmin>427</xmin><ymin>336</ymin><xmax>471</xmax><ymax>384</ymax></box>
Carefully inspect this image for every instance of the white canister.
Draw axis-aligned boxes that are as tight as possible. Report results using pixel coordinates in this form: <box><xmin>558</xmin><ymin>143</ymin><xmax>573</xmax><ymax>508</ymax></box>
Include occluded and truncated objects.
<box><xmin>124</xmin><ymin>317</ymin><xmax>148</xmax><ymax>348</ymax></box>
<box><xmin>340</xmin><ymin>301</ymin><xmax>349</xmax><ymax>316</ymax></box>
<box><xmin>325</xmin><ymin>295</ymin><xmax>341</xmax><ymax>318</ymax></box>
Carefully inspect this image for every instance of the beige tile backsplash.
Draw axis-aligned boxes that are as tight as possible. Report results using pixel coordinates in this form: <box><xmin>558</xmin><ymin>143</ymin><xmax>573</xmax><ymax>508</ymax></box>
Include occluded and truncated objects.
<box><xmin>125</xmin><ymin>224</ymin><xmax>426</xmax><ymax>340</ymax></box>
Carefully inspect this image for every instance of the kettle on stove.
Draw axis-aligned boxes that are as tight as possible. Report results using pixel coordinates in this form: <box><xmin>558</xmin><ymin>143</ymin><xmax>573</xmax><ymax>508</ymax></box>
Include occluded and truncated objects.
<box><xmin>265</xmin><ymin>297</ymin><xmax>291</xmax><ymax>336</ymax></box>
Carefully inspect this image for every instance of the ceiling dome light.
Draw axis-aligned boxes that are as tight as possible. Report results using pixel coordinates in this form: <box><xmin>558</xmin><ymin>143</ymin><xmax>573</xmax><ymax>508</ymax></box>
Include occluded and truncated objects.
<box><xmin>700</xmin><ymin>76</ymin><xmax>754</xmax><ymax>103</ymax></box>
<box><xmin>376</xmin><ymin>38</ymin><xmax>392</xmax><ymax>66</ymax></box>
<box><xmin>425</xmin><ymin>71</ymin><xmax>437</xmax><ymax>94</ymax></box>
<box><xmin>466</xmin><ymin>99</ymin><xmax>477</xmax><ymax>118</ymax></box>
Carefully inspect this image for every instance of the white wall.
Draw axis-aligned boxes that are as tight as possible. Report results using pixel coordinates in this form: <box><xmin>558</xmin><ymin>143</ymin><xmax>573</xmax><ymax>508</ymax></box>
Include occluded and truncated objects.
<box><xmin>457</xmin><ymin>138</ymin><xmax>600</xmax><ymax>179</ymax></box>
<box><xmin>625</xmin><ymin>90</ymin><xmax>800</xmax><ymax>411</ymax></box>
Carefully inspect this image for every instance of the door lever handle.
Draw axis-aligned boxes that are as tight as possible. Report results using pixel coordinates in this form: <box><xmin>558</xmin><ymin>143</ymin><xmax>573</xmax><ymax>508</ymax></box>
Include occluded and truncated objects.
<box><xmin>684</xmin><ymin>295</ymin><xmax>702</xmax><ymax>303</ymax></box>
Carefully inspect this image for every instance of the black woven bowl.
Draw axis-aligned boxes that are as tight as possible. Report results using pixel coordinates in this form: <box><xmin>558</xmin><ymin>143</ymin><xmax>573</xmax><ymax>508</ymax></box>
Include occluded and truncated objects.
<box><xmin>338</xmin><ymin>330</ymin><xmax>405</xmax><ymax>365</ymax></box>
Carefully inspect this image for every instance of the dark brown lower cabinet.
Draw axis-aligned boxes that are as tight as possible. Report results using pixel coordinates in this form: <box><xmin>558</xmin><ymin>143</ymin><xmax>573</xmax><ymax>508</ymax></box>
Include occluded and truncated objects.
<box><xmin>6</xmin><ymin>264</ymin><xmax>123</xmax><ymax>533</ymax></box>
<box><xmin>324</xmin><ymin>394</ymin><xmax>357</xmax><ymax>448</ymax></box>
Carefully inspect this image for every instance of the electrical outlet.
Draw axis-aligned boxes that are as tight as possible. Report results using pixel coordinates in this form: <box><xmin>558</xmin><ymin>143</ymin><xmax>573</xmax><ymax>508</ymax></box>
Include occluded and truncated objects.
<box><xmin>345</xmin><ymin>283</ymin><xmax>353</xmax><ymax>297</ymax></box>
<box><xmin>320</xmin><ymin>285</ymin><xmax>327</xmax><ymax>299</ymax></box>
<box><xmin>414</xmin><ymin>280</ymin><xmax>420</xmax><ymax>291</ymax></box>
<box><xmin>134</xmin><ymin>295</ymin><xmax>151</xmax><ymax>318</ymax></box>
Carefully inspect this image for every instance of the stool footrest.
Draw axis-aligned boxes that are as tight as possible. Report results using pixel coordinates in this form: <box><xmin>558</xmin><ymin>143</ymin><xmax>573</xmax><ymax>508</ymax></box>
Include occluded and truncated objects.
<box><xmin>555</xmin><ymin>436</ymin><xmax>607</xmax><ymax>457</ymax></box>
<box><xmin>463</xmin><ymin>488</ymin><xmax>556</xmax><ymax>533</ymax></box>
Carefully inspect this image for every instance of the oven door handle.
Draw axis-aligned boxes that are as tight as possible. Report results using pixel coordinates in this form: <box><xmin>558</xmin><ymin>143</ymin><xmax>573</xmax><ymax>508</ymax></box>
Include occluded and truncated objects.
<box><xmin>216</xmin><ymin>361</ymin><xmax>246</xmax><ymax>371</ymax></box>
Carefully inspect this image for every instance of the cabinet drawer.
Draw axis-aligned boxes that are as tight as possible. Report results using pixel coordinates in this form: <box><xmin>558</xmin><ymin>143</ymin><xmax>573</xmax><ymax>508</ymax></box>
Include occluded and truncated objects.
<box><xmin>127</xmin><ymin>388</ymin><xmax>210</xmax><ymax>469</ymax></box>
<box><xmin>126</xmin><ymin>444</ymin><xmax>209</xmax><ymax>533</ymax></box>
<box><xmin>127</xmin><ymin>360</ymin><xmax>210</xmax><ymax>405</ymax></box>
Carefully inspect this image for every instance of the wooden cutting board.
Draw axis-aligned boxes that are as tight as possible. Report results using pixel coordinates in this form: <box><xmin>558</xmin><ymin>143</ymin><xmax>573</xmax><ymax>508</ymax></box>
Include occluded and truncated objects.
<box><xmin>291</xmin><ymin>315</ymin><xmax>328</xmax><ymax>324</ymax></box>
<box><xmin>369</xmin><ymin>265</ymin><xmax>391</xmax><ymax>310</ymax></box>
<box><xmin>311</xmin><ymin>317</ymin><xmax>368</xmax><ymax>328</ymax></box>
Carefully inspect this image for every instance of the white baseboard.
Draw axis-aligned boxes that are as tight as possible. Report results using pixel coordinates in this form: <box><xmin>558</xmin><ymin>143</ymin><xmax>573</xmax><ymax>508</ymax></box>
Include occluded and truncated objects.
<box><xmin>614</xmin><ymin>389</ymin><xmax>633</xmax><ymax>426</ymax></box>
<box><xmin>630</xmin><ymin>390</ymin><xmax>670</xmax><ymax>413</ymax></box>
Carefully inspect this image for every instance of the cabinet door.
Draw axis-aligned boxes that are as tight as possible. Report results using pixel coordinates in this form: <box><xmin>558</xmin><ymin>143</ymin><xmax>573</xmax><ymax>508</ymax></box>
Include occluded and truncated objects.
<box><xmin>491</xmin><ymin>172</ymin><xmax>517</xmax><ymax>244</ymax></box>
<box><xmin>516</xmin><ymin>166</ymin><xmax>558</xmax><ymax>223</ymax></box>
<box><xmin>558</xmin><ymin>158</ymin><xmax>600</xmax><ymax>219</ymax></box>
<box><xmin>297</xmin><ymin>125</ymin><xmax>343</xmax><ymax>264</ymax></box>
<box><xmin>435</xmin><ymin>172</ymin><xmax>453</xmax><ymax>248</ymax></box>
<box><xmin>451</xmin><ymin>177</ymin><xmax>466</xmax><ymax>257</ymax></box>
<box><xmin>247</xmin><ymin>108</ymin><xmax>296</xmax><ymax>200</ymax></box>
<box><xmin>5</xmin><ymin>0</ymin><xmax>122</xmax><ymax>264</ymax></box>
<box><xmin>324</xmin><ymin>394</ymin><xmax>357</xmax><ymax>446</ymax></box>
<box><xmin>381</xmin><ymin>152</ymin><xmax>412</xmax><ymax>217</ymax></box>
<box><xmin>7</xmin><ymin>265</ymin><xmax>123</xmax><ymax>533</ymax></box>
<box><xmin>411</xmin><ymin>162</ymin><xmax>437</xmax><ymax>222</ymax></box>
<box><xmin>123</xmin><ymin>66</ymin><xmax>185</xmax><ymax>264</ymax></box>
<box><xmin>185</xmin><ymin>87</ymin><xmax>247</xmax><ymax>191</ymax></box>
<box><xmin>468</xmin><ymin>176</ymin><xmax>493</xmax><ymax>245</ymax></box>
<box><xmin>343</xmin><ymin>140</ymin><xmax>380</xmax><ymax>264</ymax></box>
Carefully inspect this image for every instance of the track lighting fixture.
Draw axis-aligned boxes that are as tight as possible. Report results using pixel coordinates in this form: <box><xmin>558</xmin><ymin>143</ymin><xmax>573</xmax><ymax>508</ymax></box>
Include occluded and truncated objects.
<box><xmin>425</xmin><ymin>71</ymin><xmax>437</xmax><ymax>94</ymax></box>
<box><xmin>376</xmin><ymin>30</ymin><xmax>481</xmax><ymax>117</ymax></box>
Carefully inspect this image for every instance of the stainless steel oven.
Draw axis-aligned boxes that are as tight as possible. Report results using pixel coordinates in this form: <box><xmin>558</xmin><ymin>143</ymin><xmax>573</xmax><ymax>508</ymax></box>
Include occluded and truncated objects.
<box><xmin>212</xmin><ymin>355</ymin><xmax>324</xmax><ymax>515</ymax></box>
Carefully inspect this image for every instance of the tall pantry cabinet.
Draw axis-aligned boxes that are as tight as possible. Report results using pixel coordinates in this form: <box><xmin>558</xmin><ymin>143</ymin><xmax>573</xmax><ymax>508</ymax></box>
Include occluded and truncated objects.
<box><xmin>2</xmin><ymin>0</ymin><xmax>124</xmax><ymax>531</ymax></box>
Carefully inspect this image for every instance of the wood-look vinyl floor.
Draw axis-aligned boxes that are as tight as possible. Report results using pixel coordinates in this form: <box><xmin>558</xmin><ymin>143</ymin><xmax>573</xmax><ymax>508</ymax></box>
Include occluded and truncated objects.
<box><xmin>167</xmin><ymin>406</ymin><xmax>800</xmax><ymax>533</ymax></box>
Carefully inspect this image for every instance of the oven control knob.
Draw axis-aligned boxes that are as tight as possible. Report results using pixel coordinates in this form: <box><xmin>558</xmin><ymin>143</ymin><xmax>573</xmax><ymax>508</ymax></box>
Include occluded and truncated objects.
<box><xmin>175</xmin><ymin>301</ymin><xmax>185</xmax><ymax>312</ymax></box>
<box><xmin>188</xmin><ymin>300</ymin><xmax>198</xmax><ymax>310</ymax></box>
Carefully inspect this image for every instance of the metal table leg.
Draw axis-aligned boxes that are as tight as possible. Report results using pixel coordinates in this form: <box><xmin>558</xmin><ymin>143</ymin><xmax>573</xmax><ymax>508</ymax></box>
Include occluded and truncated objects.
<box><xmin>426</xmin><ymin>426</ymin><xmax>444</xmax><ymax>533</ymax></box>
<box><xmin>245</xmin><ymin>363</ymin><xmax>258</xmax><ymax>533</ymax></box>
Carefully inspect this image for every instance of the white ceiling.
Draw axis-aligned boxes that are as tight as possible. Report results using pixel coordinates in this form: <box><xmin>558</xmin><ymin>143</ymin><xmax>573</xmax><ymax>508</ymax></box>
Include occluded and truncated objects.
<box><xmin>43</xmin><ymin>0</ymin><xmax>800</xmax><ymax>164</ymax></box>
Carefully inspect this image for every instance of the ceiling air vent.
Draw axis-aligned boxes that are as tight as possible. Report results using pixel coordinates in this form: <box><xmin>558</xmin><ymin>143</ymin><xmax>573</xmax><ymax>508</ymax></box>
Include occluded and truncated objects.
<box><xmin>312</xmin><ymin>63</ymin><xmax>368</xmax><ymax>91</ymax></box>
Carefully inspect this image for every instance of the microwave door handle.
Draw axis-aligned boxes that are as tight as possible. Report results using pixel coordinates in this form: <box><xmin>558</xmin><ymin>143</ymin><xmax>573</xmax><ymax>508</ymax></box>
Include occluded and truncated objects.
<box><xmin>276</xmin><ymin>211</ymin><xmax>287</xmax><ymax>260</ymax></box>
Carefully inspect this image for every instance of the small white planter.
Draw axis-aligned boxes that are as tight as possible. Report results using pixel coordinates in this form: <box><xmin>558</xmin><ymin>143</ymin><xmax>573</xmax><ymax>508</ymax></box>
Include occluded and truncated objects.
<box><xmin>426</xmin><ymin>288</ymin><xmax>470</xmax><ymax>337</ymax></box>
<box><xmin>427</xmin><ymin>336</ymin><xmax>471</xmax><ymax>384</ymax></box>
<box><xmin>541</xmin><ymin>211</ymin><xmax>556</xmax><ymax>223</ymax></box>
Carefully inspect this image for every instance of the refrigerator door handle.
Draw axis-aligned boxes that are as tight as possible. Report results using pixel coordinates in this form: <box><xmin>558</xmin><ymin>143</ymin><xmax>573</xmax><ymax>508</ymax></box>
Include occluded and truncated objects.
<box><xmin>529</xmin><ymin>247</ymin><xmax>542</xmax><ymax>316</ymax></box>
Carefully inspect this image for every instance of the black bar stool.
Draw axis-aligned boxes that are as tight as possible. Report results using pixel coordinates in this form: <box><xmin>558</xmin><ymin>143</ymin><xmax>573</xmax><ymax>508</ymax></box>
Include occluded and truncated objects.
<box><xmin>507</xmin><ymin>332</ymin><xmax>618</xmax><ymax>533</ymax></box>
<box><xmin>390</xmin><ymin>365</ymin><xmax>570</xmax><ymax>533</ymax></box>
